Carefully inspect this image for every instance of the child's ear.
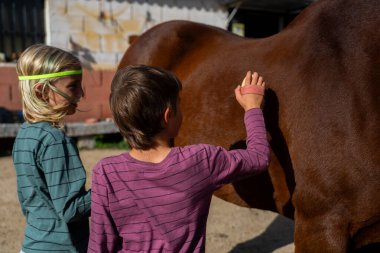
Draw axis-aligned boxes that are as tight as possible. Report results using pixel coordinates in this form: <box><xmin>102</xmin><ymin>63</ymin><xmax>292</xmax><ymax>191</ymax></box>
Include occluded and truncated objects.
<box><xmin>34</xmin><ymin>83</ymin><xmax>44</xmax><ymax>98</ymax></box>
<box><xmin>163</xmin><ymin>107</ymin><xmax>171</xmax><ymax>124</ymax></box>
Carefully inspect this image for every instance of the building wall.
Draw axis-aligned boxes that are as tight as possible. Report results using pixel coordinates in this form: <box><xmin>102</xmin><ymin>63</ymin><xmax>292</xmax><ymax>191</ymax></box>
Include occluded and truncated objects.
<box><xmin>0</xmin><ymin>0</ymin><xmax>228</xmax><ymax>122</ymax></box>
<box><xmin>46</xmin><ymin>0</ymin><xmax>228</xmax><ymax>70</ymax></box>
<box><xmin>0</xmin><ymin>67</ymin><xmax>20</xmax><ymax>112</ymax></box>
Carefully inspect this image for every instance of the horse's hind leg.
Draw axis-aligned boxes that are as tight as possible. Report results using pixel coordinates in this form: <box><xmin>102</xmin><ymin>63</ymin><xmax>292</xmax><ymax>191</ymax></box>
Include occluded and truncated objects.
<box><xmin>294</xmin><ymin>212</ymin><xmax>350</xmax><ymax>253</ymax></box>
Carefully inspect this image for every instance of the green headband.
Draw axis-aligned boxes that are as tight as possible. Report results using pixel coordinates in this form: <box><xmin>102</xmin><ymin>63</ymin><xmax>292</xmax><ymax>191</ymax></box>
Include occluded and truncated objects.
<box><xmin>18</xmin><ymin>70</ymin><xmax>82</xmax><ymax>80</ymax></box>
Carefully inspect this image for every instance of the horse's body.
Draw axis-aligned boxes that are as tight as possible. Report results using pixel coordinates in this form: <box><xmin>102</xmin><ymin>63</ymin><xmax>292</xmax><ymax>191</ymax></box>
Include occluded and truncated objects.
<box><xmin>118</xmin><ymin>0</ymin><xmax>380</xmax><ymax>251</ymax></box>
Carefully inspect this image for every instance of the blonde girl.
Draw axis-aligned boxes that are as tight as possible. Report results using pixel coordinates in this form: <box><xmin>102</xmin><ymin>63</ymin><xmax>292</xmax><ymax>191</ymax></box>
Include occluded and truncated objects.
<box><xmin>13</xmin><ymin>44</ymin><xmax>91</xmax><ymax>253</ymax></box>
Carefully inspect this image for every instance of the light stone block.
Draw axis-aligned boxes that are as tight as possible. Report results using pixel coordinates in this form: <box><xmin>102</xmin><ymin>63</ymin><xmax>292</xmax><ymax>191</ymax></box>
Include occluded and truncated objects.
<box><xmin>71</xmin><ymin>33</ymin><xmax>101</xmax><ymax>52</ymax></box>
<box><xmin>162</xmin><ymin>5</ymin><xmax>189</xmax><ymax>21</ymax></box>
<box><xmin>48</xmin><ymin>0</ymin><xmax>68</xmax><ymax>16</ymax></box>
<box><xmin>132</xmin><ymin>1</ymin><xmax>162</xmax><ymax>30</ymax></box>
<box><xmin>67</xmin><ymin>0</ymin><xmax>99</xmax><ymax>17</ymax></box>
<box><xmin>91</xmin><ymin>52</ymin><xmax>118</xmax><ymax>69</ymax></box>
<box><xmin>49</xmin><ymin>32</ymin><xmax>70</xmax><ymax>49</ymax></box>
<box><xmin>189</xmin><ymin>7</ymin><xmax>217</xmax><ymax>25</ymax></box>
<box><xmin>211</xmin><ymin>11</ymin><xmax>229</xmax><ymax>29</ymax></box>
<box><xmin>50</xmin><ymin>15</ymin><xmax>84</xmax><ymax>33</ymax></box>
<box><xmin>101</xmin><ymin>34</ymin><xmax>128</xmax><ymax>54</ymax></box>
<box><xmin>118</xmin><ymin>19</ymin><xmax>142</xmax><ymax>34</ymax></box>
<box><xmin>84</xmin><ymin>16</ymin><xmax>119</xmax><ymax>35</ymax></box>
<box><xmin>103</xmin><ymin>1</ymin><xmax>132</xmax><ymax>20</ymax></box>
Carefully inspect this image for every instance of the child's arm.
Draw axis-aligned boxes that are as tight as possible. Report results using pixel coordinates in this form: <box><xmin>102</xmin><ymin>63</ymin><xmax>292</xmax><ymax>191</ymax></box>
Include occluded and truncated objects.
<box><xmin>88</xmin><ymin>162</ymin><xmax>120</xmax><ymax>252</ymax></box>
<box><xmin>41</xmin><ymin>139</ymin><xmax>91</xmax><ymax>222</ymax></box>
<box><xmin>206</xmin><ymin>71</ymin><xmax>270</xmax><ymax>187</ymax></box>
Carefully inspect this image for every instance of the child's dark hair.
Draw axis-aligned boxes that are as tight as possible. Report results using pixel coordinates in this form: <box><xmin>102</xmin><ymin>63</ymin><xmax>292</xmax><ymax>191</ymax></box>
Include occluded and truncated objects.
<box><xmin>110</xmin><ymin>65</ymin><xmax>182</xmax><ymax>150</ymax></box>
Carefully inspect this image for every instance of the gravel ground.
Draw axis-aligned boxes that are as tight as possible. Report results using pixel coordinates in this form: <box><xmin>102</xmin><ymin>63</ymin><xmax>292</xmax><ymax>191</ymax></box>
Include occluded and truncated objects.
<box><xmin>0</xmin><ymin>149</ymin><xmax>294</xmax><ymax>253</ymax></box>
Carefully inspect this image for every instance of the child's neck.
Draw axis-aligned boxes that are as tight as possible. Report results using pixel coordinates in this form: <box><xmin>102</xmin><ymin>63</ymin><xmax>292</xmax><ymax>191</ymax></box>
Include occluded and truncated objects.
<box><xmin>129</xmin><ymin>139</ymin><xmax>172</xmax><ymax>164</ymax></box>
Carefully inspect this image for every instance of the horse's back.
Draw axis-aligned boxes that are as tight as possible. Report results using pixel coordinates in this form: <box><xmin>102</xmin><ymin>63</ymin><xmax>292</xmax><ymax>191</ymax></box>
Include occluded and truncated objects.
<box><xmin>119</xmin><ymin>20</ymin><xmax>243</xmax><ymax>72</ymax></box>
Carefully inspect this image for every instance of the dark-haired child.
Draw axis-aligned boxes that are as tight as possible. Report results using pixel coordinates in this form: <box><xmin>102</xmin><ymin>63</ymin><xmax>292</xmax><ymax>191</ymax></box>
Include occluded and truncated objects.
<box><xmin>88</xmin><ymin>65</ymin><xmax>269</xmax><ymax>253</ymax></box>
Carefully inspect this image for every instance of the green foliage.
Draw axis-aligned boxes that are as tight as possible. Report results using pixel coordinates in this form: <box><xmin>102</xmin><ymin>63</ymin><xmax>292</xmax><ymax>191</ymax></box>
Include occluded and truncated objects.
<box><xmin>95</xmin><ymin>134</ymin><xmax>130</xmax><ymax>150</ymax></box>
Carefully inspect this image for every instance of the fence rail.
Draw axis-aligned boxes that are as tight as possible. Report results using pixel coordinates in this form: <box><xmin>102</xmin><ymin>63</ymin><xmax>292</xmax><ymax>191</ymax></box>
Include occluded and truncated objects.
<box><xmin>0</xmin><ymin>121</ymin><xmax>119</xmax><ymax>138</ymax></box>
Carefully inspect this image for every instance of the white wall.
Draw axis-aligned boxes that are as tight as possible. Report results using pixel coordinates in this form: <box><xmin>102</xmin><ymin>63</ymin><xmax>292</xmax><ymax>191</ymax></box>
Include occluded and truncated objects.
<box><xmin>45</xmin><ymin>0</ymin><xmax>228</xmax><ymax>70</ymax></box>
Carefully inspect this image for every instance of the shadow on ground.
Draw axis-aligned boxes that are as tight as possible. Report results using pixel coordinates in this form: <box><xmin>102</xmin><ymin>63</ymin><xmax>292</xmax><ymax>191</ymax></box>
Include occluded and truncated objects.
<box><xmin>229</xmin><ymin>215</ymin><xmax>294</xmax><ymax>253</ymax></box>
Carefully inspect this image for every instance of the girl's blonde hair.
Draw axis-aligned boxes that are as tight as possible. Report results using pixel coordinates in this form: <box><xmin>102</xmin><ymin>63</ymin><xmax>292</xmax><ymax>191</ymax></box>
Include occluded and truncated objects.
<box><xmin>16</xmin><ymin>44</ymin><xmax>82</xmax><ymax>127</ymax></box>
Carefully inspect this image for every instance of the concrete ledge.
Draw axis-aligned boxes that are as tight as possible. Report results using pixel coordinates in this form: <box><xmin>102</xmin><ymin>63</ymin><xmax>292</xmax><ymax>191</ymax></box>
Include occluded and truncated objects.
<box><xmin>0</xmin><ymin>123</ymin><xmax>20</xmax><ymax>138</ymax></box>
<box><xmin>65</xmin><ymin>121</ymin><xmax>119</xmax><ymax>137</ymax></box>
<box><xmin>0</xmin><ymin>121</ymin><xmax>119</xmax><ymax>138</ymax></box>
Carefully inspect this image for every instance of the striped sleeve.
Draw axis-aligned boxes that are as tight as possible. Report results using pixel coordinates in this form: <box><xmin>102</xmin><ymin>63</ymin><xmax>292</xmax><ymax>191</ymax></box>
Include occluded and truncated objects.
<box><xmin>88</xmin><ymin>162</ymin><xmax>120</xmax><ymax>252</ymax></box>
<box><xmin>207</xmin><ymin>108</ymin><xmax>270</xmax><ymax>188</ymax></box>
<box><xmin>40</xmin><ymin>138</ymin><xmax>91</xmax><ymax>223</ymax></box>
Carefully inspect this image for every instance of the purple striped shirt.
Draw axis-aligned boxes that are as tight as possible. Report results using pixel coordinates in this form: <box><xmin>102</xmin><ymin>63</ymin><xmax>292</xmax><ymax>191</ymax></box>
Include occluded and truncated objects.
<box><xmin>88</xmin><ymin>108</ymin><xmax>270</xmax><ymax>253</ymax></box>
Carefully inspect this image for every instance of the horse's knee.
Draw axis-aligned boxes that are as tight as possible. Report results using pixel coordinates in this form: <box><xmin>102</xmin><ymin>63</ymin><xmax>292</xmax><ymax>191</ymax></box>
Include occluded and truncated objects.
<box><xmin>294</xmin><ymin>214</ymin><xmax>350</xmax><ymax>253</ymax></box>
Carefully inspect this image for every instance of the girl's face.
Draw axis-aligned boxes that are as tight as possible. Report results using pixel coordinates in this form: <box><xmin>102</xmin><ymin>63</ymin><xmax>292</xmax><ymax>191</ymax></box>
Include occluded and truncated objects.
<box><xmin>48</xmin><ymin>75</ymin><xmax>83</xmax><ymax>115</ymax></box>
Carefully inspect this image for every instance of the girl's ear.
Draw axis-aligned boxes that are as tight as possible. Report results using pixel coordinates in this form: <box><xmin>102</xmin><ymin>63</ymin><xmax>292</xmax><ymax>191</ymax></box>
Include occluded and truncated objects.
<box><xmin>163</xmin><ymin>107</ymin><xmax>171</xmax><ymax>124</ymax></box>
<box><xmin>34</xmin><ymin>83</ymin><xmax>44</xmax><ymax>98</ymax></box>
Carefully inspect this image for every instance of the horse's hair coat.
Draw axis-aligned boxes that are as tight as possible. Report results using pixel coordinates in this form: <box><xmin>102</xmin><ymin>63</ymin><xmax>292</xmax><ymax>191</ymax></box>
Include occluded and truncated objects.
<box><xmin>119</xmin><ymin>0</ymin><xmax>380</xmax><ymax>251</ymax></box>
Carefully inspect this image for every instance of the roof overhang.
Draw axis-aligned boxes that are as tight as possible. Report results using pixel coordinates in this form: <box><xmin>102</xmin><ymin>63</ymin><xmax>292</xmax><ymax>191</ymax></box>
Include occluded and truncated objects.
<box><xmin>220</xmin><ymin>0</ymin><xmax>316</xmax><ymax>13</ymax></box>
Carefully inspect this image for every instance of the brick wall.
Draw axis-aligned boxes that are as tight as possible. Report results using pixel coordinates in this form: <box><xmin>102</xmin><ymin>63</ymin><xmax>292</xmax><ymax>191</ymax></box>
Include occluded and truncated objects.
<box><xmin>0</xmin><ymin>66</ymin><xmax>20</xmax><ymax>111</ymax></box>
<box><xmin>0</xmin><ymin>65</ymin><xmax>115</xmax><ymax>122</ymax></box>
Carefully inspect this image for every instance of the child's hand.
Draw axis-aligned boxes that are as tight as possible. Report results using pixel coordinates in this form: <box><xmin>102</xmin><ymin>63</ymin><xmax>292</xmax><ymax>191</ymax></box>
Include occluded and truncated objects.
<box><xmin>234</xmin><ymin>71</ymin><xmax>265</xmax><ymax>111</ymax></box>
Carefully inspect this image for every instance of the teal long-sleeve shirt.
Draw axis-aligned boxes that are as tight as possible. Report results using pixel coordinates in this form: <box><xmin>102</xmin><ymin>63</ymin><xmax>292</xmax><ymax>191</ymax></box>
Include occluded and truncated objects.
<box><xmin>13</xmin><ymin>121</ymin><xmax>91</xmax><ymax>253</ymax></box>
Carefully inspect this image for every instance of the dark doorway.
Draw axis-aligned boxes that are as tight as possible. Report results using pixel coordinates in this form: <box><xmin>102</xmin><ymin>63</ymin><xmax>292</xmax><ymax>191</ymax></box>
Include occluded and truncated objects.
<box><xmin>227</xmin><ymin>8</ymin><xmax>302</xmax><ymax>38</ymax></box>
<box><xmin>0</xmin><ymin>0</ymin><xmax>45</xmax><ymax>62</ymax></box>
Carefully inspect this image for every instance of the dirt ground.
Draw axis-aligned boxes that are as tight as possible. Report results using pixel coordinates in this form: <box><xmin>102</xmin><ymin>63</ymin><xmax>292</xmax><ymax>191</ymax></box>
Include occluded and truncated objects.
<box><xmin>0</xmin><ymin>149</ymin><xmax>294</xmax><ymax>253</ymax></box>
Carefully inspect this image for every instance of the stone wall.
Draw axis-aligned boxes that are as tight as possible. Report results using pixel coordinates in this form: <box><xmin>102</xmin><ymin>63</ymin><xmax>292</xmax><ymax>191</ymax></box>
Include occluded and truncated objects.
<box><xmin>46</xmin><ymin>0</ymin><xmax>228</xmax><ymax>70</ymax></box>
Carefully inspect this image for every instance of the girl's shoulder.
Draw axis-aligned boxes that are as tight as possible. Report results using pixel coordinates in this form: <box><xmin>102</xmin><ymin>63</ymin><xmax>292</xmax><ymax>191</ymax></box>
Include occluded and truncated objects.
<box><xmin>19</xmin><ymin>121</ymin><xmax>67</xmax><ymax>143</ymax></box>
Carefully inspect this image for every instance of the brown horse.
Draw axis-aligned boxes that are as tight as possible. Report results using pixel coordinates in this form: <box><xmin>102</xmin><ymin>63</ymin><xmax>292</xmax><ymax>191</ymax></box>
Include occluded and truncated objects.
<box><xmin>118</xmin><ymin>0</ymin><xmax>380</xmax><ymax>252</ymax></box>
